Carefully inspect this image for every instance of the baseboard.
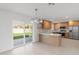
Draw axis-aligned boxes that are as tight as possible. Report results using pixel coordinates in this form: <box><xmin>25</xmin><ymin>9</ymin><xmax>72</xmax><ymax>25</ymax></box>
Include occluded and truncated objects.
<box><xmin>0</xmin><ymin>44</ymin><xmax>27</xmax><ymax>54</ymax></box>
<box><xmin>0</xmin><ymin>48</ymin><xmax>13</xmax><ymax>54</ymax></box>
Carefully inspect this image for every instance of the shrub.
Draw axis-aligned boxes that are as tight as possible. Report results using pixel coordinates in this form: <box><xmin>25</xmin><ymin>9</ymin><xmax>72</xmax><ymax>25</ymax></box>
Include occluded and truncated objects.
<box><xmin>13</xmin><ymin>35</ymin><xmax>24</xmax><ymax>40</ymax></box>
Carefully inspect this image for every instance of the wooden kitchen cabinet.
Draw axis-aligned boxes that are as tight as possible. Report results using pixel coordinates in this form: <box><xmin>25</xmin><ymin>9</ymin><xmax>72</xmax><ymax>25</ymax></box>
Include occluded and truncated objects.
<box><xmin>65</xmin><ymin>32</ymin><xmax>69</xmax><ymax>38</ymax></box>
<box><xmin>42</xmin><ymin>20</ymin><xmax>51</xmax><ymax>29</ymax></box>
<box><xmin>69</xmin><ymin>21</ymin><xmax>79</xmax><ymax>26</ymax></box>
<box><xmin>54</xmin><ymin>23</ymin><xmax>61</xmax><ymax>30</ymax></box>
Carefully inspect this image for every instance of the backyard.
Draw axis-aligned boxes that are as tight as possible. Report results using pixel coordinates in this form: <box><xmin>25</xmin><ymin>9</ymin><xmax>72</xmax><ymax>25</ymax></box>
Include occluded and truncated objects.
<box><xmin>13</xmin><ymin>32</ymin><xmax>32</xmax><ymax>40</ymax></box>
<box><xmin>13</xmin><ymin>24</ymin><xmax>32</xmax><ymax>40</ymax></box>
<box><xmin>13</xmin><ymin>23</ymin><xmax>32</xmax><ymax>47</ymax></box>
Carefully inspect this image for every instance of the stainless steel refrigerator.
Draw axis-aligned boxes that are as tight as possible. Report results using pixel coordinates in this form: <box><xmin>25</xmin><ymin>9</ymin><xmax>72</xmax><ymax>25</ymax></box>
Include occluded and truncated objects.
<box><xmin>69</xmin><ymin>26</ymin><xmax>79</xmax><ymax>40</ymax></box>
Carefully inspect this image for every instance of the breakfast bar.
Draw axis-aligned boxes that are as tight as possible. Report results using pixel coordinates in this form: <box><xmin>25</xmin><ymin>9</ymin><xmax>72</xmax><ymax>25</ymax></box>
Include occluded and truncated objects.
<box><xmin>39</xmin><ymin>33</ymin><xmax>62</xmax><ymax>46</ymax></box>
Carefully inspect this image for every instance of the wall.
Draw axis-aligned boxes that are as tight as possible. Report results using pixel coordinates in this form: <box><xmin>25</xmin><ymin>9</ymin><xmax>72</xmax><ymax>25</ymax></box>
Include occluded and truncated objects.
<box><xmin>0</xmin><ymin>10</ymin><xmax>13</xmax><ymax>51</ymax></box>
<box><xmin>0</xmin><ymin>9</ymin><xmax>31</xmax><ymax>52</ymax></box>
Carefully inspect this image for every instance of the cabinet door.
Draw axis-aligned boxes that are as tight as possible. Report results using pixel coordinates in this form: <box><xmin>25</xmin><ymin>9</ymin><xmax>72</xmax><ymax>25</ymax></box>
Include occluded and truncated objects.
<box><xmin>42</xmin><ymin>20</ymin><xmax>51</xmax><ymax>29</ymax></box>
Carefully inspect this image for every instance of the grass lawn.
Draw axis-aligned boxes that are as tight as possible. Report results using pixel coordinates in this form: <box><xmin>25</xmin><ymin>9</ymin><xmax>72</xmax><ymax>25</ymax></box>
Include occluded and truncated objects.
<box><xmin>13</xmin><ymin>33</ymin><xmax>24</xmax><ymax>40</ymax></box>
<box><xmin>13</xmin><ymin>32</ymin><xmax>32</xmax><ymax>40</ymax></box>
<box><xmin>25</xmin><ymin>32</ymin><xmax>32</xmax><ymax>36</ymax></box>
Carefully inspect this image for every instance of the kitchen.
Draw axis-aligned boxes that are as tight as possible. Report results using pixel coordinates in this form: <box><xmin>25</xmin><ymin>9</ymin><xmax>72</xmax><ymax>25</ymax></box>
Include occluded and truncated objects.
<box><xmin>38</xmin><ymin>19</ymin><xmax>79</xmax><ymax>46</ymax></box>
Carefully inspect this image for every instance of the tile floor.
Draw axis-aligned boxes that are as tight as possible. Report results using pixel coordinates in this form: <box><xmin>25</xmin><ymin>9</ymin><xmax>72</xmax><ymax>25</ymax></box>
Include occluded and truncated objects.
<box><xmin>0</xmin><ymin>38</ymin><xmax>79</xmax><ymax>55</ymax></box>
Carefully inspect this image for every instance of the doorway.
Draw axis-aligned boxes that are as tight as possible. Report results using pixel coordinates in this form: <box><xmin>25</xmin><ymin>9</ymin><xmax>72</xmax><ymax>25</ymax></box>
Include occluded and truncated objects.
<box><xmin>12</xmin><ymin>21</ymin><xmax>32</xmax><ymax>47</ymax></box>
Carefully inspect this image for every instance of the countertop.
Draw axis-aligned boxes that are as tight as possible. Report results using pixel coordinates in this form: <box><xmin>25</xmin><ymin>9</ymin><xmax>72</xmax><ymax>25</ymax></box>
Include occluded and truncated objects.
<box><xmin>39</xmin><ymin>33</ymin><xmax>61</xmax><ymax>36</ymax></box>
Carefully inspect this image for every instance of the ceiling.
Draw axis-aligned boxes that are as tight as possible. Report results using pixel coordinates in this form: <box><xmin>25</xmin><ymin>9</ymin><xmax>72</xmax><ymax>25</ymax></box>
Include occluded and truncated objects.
<box><xmin>0</xmin><ymin>3</ymin><xmax>79</xmax><ymax>22</ymax></box>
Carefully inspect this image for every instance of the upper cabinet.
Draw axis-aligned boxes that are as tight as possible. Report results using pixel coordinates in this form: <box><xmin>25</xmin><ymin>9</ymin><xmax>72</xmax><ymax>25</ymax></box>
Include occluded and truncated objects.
<box><xmin>61</xmin><ymin>22</ymin><xmax>69</xmax><ymax>28</ymax></box>
<box><xmin>42</xmin><ymin>20</ymin><xmax>51</xmax><ymax>29</ymax></box>
<box><xmin>54</xmin><ymin>23</ymin><xmax>61</xmax><ymax>30</ymax></box>
<box><xmin>69</xmin><ymin>21</ymin><xmax>79</xmax><ymax>26</ymax></box>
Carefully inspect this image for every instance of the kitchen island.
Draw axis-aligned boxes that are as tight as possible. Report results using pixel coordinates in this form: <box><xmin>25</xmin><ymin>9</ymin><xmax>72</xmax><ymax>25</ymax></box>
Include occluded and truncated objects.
<box><xmin>39</xmin><ymin>33</ymin><xmax>62</xmax><ymax>46</ymax></box>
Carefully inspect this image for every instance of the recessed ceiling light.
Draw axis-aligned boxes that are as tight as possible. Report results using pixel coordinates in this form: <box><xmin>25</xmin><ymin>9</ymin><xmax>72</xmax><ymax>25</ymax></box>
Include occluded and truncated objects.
<box><xmin>65</xmin><ymin>16</ymin><xmax>69</xmax><ymax>19</ymax></box>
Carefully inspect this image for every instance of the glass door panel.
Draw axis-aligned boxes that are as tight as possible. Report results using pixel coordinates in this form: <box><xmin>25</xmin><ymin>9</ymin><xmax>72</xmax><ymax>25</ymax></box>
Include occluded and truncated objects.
<box><xmin>25</xmin><ymin>24</ymin><xmax>32</xmax><ymax>43</ymax></box>
<box><xmin>13</xmin><ymin>23</ymin><xmax>24</xmax><ymax>47</ymax></box>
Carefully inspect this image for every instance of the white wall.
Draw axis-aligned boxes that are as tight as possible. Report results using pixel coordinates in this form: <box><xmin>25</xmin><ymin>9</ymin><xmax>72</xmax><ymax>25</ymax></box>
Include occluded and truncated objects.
<box><xmin>0</xmin><ymin>9</ymin><xmax>31</xmax><ymax>52</ymax></box>
<box><xmin>0</xmin><ymin>10</ymin><xmax>13</xmax><ymax>51</ymax></box>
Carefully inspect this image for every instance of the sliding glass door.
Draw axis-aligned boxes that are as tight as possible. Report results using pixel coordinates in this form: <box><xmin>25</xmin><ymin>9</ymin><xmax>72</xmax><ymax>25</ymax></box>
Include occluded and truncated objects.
<box><xmin>24</xmin><ymin>24</ymin><xmax>32</xmax><ymax>43</ymax></box>
<box><xmin>12</xmin><ymin>21</ymin><xmax>32</xmax><ymax>47</ymax></box>
<box><xmin>13</xmin><ymin>23</ymin><xmax>24</xmax><ymax>47</ymax></box>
